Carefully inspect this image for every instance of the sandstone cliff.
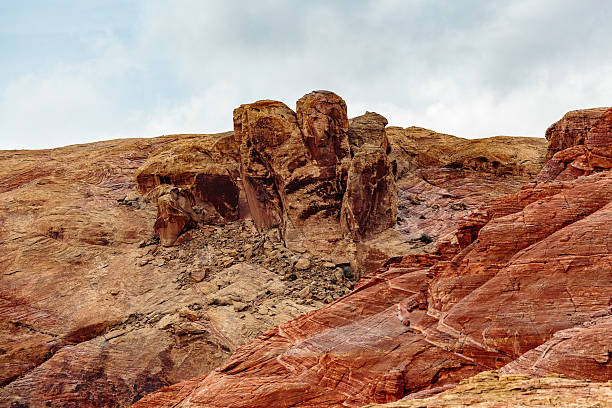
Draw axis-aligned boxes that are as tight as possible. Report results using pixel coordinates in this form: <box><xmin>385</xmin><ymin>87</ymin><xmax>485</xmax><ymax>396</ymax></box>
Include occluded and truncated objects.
<box><xmin>133</xmin><ymin>106</ymin><xmax>611</xmax><ymax>407</ymax></box>
<box><xmin>4</xmin><ymin>94</ymin><xmax>606</xmax><ymax>408</ymax></box>
<box><xmin>0</xmin><ymin>135</ymin><xmax>348</xmax><ymax>407</ymax></box>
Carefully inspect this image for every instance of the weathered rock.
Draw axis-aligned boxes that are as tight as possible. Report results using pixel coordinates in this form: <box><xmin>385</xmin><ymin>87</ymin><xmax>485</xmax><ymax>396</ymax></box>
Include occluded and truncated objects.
<box><xmin>544</xmin><ymin>107</ymin><xmax>609</xmax><ymax>160</ymax></box>
<box><xmin>135</xmin><ymin>134</ymin><xmax>242</xmax><ymax>244</ymax></box>
<box><xmin>134</xmin><ymin>109</ymin><xmax>612</xmax><ymax>408</ymax></box>
<box><xmin>233</xmin><ymin>101</ymin><xmax>289</xmax><ymax>230</ymax></box>
<box><xmin>365</xmin><ymin>370</ymin><xmax>612</xmax><ymax>408</ymax></box>
<box><xmin>133</xmin><ymin>263</ymin><xmax>484</xmax><ymax>408</ymax></box>
<box><xmin>234</xmin><ymin>92</ymin><xmax>397</xmax><ymax>259</ymax></box>
<box><xmin>296</xmin><ymin>90</ymin><xmax>351</xmax><ymax>182</ymax></box>
<box><xmin>538</xmin><ymin>107</ymin><xmax>612</xmax><ymax>183</ymax></box>
<box><xmin>5</xmin><ymin>101</ymin><xmax>610</xmax><ymax>408</ymax></box>
<box><xmin>0</xmin><ymin>136</ymin><xmax>326</xmax><ymax>407</ymax></box>
<box><xmin>347</xmin><ymin>111</ymin><xmax>390</xmax><ymax>155</ymax></box>
<box><xmin>500</xmin><ymin>315</ymin><xmax>612</xmax><ymax>381</ymax></box>
<box><xmin>152</xmin><ymin>186</ymin><xmax>198</xmax><ymax>246</ymax></box>
<box><xmin>386</xmin><ymin>126</ymin><xmax>547</xmax><ymax>181</ymax></box>
<box><xmin>341</xmin><ymin>145</ymin><xmax>397</xmax><ymax>240</ymax></box>
<box><xmin>294</xmin><ymin>258</ymin><xmax>311</xmax><ymax>270</ymax></box>
<box><xmin>235</xmin><ymin>97</ymin><xmax>349</xmax><ymax>256</ymax></box>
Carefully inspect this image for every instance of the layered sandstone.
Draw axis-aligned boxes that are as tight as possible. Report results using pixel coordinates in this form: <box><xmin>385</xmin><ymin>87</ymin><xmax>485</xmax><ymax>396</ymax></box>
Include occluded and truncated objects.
<box><xmin>134</xmin><ymin>109</ymin><xmax>611</xmax><ymax>408</ymax></box>
<box><xmin>134</xmin><ymin>134</ymin><xmax>241</xmax><ymax>245</ymax></box>
<box><xmin>3</xmin><ymin>97</ymin><xmax>608</xmax><ymax>408</ymax></box>
<box><xmin>0</xmin><ymin>136</ymin><xmax>348</xmax><ymax>407</ymax></box>
<box><xmin>538</xmin><ymin>107</ymin><xmax>612</xmax><ymax>182</ymax></box>
<box><xmin>356</xmin><ymin>127</ymin><xmax>547</xmax><ymax>274</ymax></box>
<box><xmin>544</xmin><ymin>107</ymin><xmax>609</xmax><ymax>160</ymax></box>
<box><xmin>137</xmin><ymin>92</ymin><xmax>398</xmax><ymax>262</ymax></box>
<box><xmin>366</xmin><ymin>370</ymin><xmax>612</xmax><ymax>408</ymax></box>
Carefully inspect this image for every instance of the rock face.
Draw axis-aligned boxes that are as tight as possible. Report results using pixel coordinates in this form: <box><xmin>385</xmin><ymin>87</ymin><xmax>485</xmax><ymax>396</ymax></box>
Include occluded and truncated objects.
<box><xmin>152</xmin><ymin>186</ymin><xmax>198</xmax><ymax>246</ymax></box>
<box><xmin>235</xmin><ymin>96</ymin><xmax>349</xmax><ymax>257</ymax></box>
<box><xmin>134</xmin><ymin>108</ymin><xmax>611</xmax><ymax>408</ymax></box>
<box><xmin>232</xmin><ymin>91</ymin><xmax>397</xmax><ymax>260</ymax></box>
<box><xmin>0</xmin><ymin>136</ymin><xmax>352</xmax><ymax>407</ymax></box>
<box><xmin>500</xmin><ymin>316</ymin><xmax>612</xmax><ymax>381</ymax></box>
<box><xmin>365</xmin><ymin>370</ymin><xmax>612</xmax><ymax>408</ymax></box>
<box><xmin>3</xmin><ymin>97</ymin><xmax>608</xmax><ymax>408</ymax></box>
<box><xmin>341</xmin><ymin>145</ymin><xmax>397</xmax><ymax>241</ymax></box>
<box><xmin>355</xmin><ymin>127</ymin><xmax>547</xmax><ymax>274</ymax></box>
<box><xmin>139</xmin><ymin>91</ymin><xmax>397</xmax><ymax>263</ymax></box>
<box><xmin>538</xmin><ymin>107</ymin><xmax>612</xmax><ymax>182</ymax></box>
<box><xmin>135</xmin><ymin>134</ymin><xmax>241</xmax><ymax>245</ymax></box>
<box><xmin>544</xmin><ymin>107</ymin><xmax>609</xmax><ymax>160</ymax></box>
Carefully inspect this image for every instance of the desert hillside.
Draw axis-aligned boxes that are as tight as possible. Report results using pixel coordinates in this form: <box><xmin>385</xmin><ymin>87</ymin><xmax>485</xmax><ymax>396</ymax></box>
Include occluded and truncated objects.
<box><xmin>1</xmin><ymin>91</ymin><xmax>610</xmax><ymax>407</ymax></box>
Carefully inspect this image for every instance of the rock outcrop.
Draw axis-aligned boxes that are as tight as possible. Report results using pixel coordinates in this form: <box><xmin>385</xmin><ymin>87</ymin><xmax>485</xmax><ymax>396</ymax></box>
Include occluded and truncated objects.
<box><xmin>538</xmin><ymin>107</ymin><xmax>612</xmax><ymax>182</ymax></box>
<box><xmin>355</xmin><ymin>127</ymin><xmax>547</xmax><ymax>274</ymax></box>
<box><xmin>544</xmin><ymin>107</ymin><xmax>609</xmax><ymax>160</ymax></box>
<box><xmin>134</xmin><ymin>108</ymin><xmax>611</xmax><ymax>408</ymax></box>
<box><xmin>234</xmin><ymin>92</ymin><xmax>398</xmax><ymax>260</ymax></box>
<box><xmin>135</xmin><ymin>134</ymin><xmax>241</xmax><ymax>245</ymax></box>
<box><xmin>365</xmin><ymin>370</ymin><xmax>612</xmax><ymax>408</ymax></box>
<box><xmin>138</xmin><ymin>91</ymin><xmax>398</xmax><ymax>262</ymax></box>
<box><xmin>3</xmin><ymin>96</ymin><xmax>609</xmax><ymax>408</ymax></box>
<box><xmin>0</xmin><ymin>136</ymin><xmax>354</xmax><ymax>407</ymax></box>
<box><xmin>500</xmin><ymin>315</ymin><xmax>612</xmax><ymax>381</ymax></box>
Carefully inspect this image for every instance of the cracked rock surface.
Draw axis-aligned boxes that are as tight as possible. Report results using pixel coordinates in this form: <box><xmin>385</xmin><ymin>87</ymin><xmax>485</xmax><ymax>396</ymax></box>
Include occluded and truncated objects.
<box><xmin>134</xmin><ymin>108</ymin><xmax>611</xmax><ymax>408</ymax></box>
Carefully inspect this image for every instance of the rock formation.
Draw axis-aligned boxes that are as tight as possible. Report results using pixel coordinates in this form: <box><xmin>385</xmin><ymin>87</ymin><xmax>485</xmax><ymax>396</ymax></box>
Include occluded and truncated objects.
<box><xmin>2</xmin><ymin>96</ymin><xmax>609</xmax><ymax>408</ymax></box>
<box><xmin>0</xmin><ymin>136</ymin><xmax>352</xmax><ymax>407</ymax></box>
<box><xmin>134</xmin><ymin>134</ymin><xmax>241</xmax><ymax>245</ymax></box>
<box><xmin>365</xmin><ymin>370</ymin><xmax>612</xmax><ymax>408</ymax></box>
<box><xmin>138</xmin><ymin>91</ymin><xmax>398</xmax><ymax>270</ymax></box>
<box><xmin>356</xmin><ymin>126</ymin><xmax>547</xmax><ymax>274</ymax></box>
<box><xmin>538</xmin><ymin>107</ymin><xmax>612</xmax><ymax>182</ymax></box>
<box><xmin>544</xmin><ymin>107</ymin><xmax>609</xmax><ymax>160</ymax></box>
<box><xmin>134</xmin><ymin>107</ymin><xmax>611</xmax><ymax>408</ymax></box>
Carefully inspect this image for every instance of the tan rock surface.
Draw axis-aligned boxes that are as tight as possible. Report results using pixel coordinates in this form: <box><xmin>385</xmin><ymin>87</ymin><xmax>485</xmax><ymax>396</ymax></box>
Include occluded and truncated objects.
<box><xmin>133</xmin><ymin>108</ymin><xmax>611</xmax><ymax>408</ymax></box>
<box><xmin>0</xmin><ymin>135</ymin><xmax>354</xmax><ymax>407</ymax></box>
<box><xmin>364</xmin><ymin>370</ymin><xmax>612</xmax><ymax>408</ymax></box>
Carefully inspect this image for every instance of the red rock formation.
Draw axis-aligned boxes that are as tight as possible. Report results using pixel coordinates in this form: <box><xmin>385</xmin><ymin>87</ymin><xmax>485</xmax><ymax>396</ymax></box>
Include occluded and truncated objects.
<box><xmin>135</xmin><ymin>134</ymin><xmax>241</xmax><ymax>243</ymax></box>
<box><xmin>134</xmin><ymin>262</ymin><xmax>484</xmax><ymax>408</ymax></box>
<box><xmin>544</xmin><ymin>107</ymin><xmax>608</xmax><ymax>160</ymax></box>
<box><xmin>500</xmin><ymin>315</ymin><xmax>612</xmax><ymax>381</ymax></box>
<box><xmin>366</xmin><ymin>370</ymin><xmax>612</xmax><ymax>408</ymax></box>
<box><xmin>538</xmin><ymin>107</ymin><xmax>612</xmax><ymax>183</ymax></box>
<box><xmin>134</xmin><ymin>108</ymin><xmax>611</xmax><ymax>408</ymax></box>
<box><xmin>296</xmin><ymin>90</ymin><xmax>351</xmax><ymax>182</ymax></box>
<box><xmin>341</xmin><ymin>145</ymin><xmax>397</xmax><ymax>241</ymax></box>
<box><xmin>152</xmin><ymin>186</ymin><xmax>198</xmax><ymax>246</ymax></box>
<box><xmin>233</xmin><ymin>92</ymin><xmax>398</xmax><ymax>260</ymax></box>
<box><xmin>0</xmin><ymin>136</ymin><xmax>320</xmax><ymax>407</ymax></box>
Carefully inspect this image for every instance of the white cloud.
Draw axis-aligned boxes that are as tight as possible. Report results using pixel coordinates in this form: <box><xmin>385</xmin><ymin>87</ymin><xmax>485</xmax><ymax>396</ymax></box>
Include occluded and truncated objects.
<box><xmin>1</xmin><ymin>0</ymin><xmax>611</xmax><ymax>149</ymax></box>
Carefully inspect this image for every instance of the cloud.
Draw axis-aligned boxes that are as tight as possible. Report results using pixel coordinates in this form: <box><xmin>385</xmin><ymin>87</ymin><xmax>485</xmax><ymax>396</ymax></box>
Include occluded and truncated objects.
<box><xmin>1</xmin><ymin>0</ymin><xmax>611</xmax><ymax>149</ymax></box>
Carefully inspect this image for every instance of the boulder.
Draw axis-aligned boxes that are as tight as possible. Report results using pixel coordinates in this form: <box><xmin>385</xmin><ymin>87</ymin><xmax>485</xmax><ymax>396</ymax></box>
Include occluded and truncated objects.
<box><xmin>152</xmin><ymin>185</ymin><xmax>198</xmax><ymax>246</ymax></box>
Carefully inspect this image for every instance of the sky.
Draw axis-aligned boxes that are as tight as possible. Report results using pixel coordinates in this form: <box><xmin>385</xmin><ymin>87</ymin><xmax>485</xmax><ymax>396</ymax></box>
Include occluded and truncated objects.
<box><xmin>1</xmin><ymin>0</ymin><xmax>611</xmax><ymax>150</ymax></box>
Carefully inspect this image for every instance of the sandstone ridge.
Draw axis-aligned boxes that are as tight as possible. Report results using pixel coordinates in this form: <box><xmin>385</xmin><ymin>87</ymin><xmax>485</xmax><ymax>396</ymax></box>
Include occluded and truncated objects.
<box><xmin>3</xmin><ymin>92</ymin><xmax>599</xmax><ymax>408</ymax></box>
<box><xmin>134</xmin><ymin>106</ymin><xmax>611</xmax><ymax>408</ymax></box>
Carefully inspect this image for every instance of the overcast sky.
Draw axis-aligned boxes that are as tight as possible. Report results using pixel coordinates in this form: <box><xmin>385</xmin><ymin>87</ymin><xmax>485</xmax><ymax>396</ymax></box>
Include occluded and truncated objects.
<box><xmin>1</xmin><ymin>0</ymin><xmax>611</xmax><ymax>149</ymax></box>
